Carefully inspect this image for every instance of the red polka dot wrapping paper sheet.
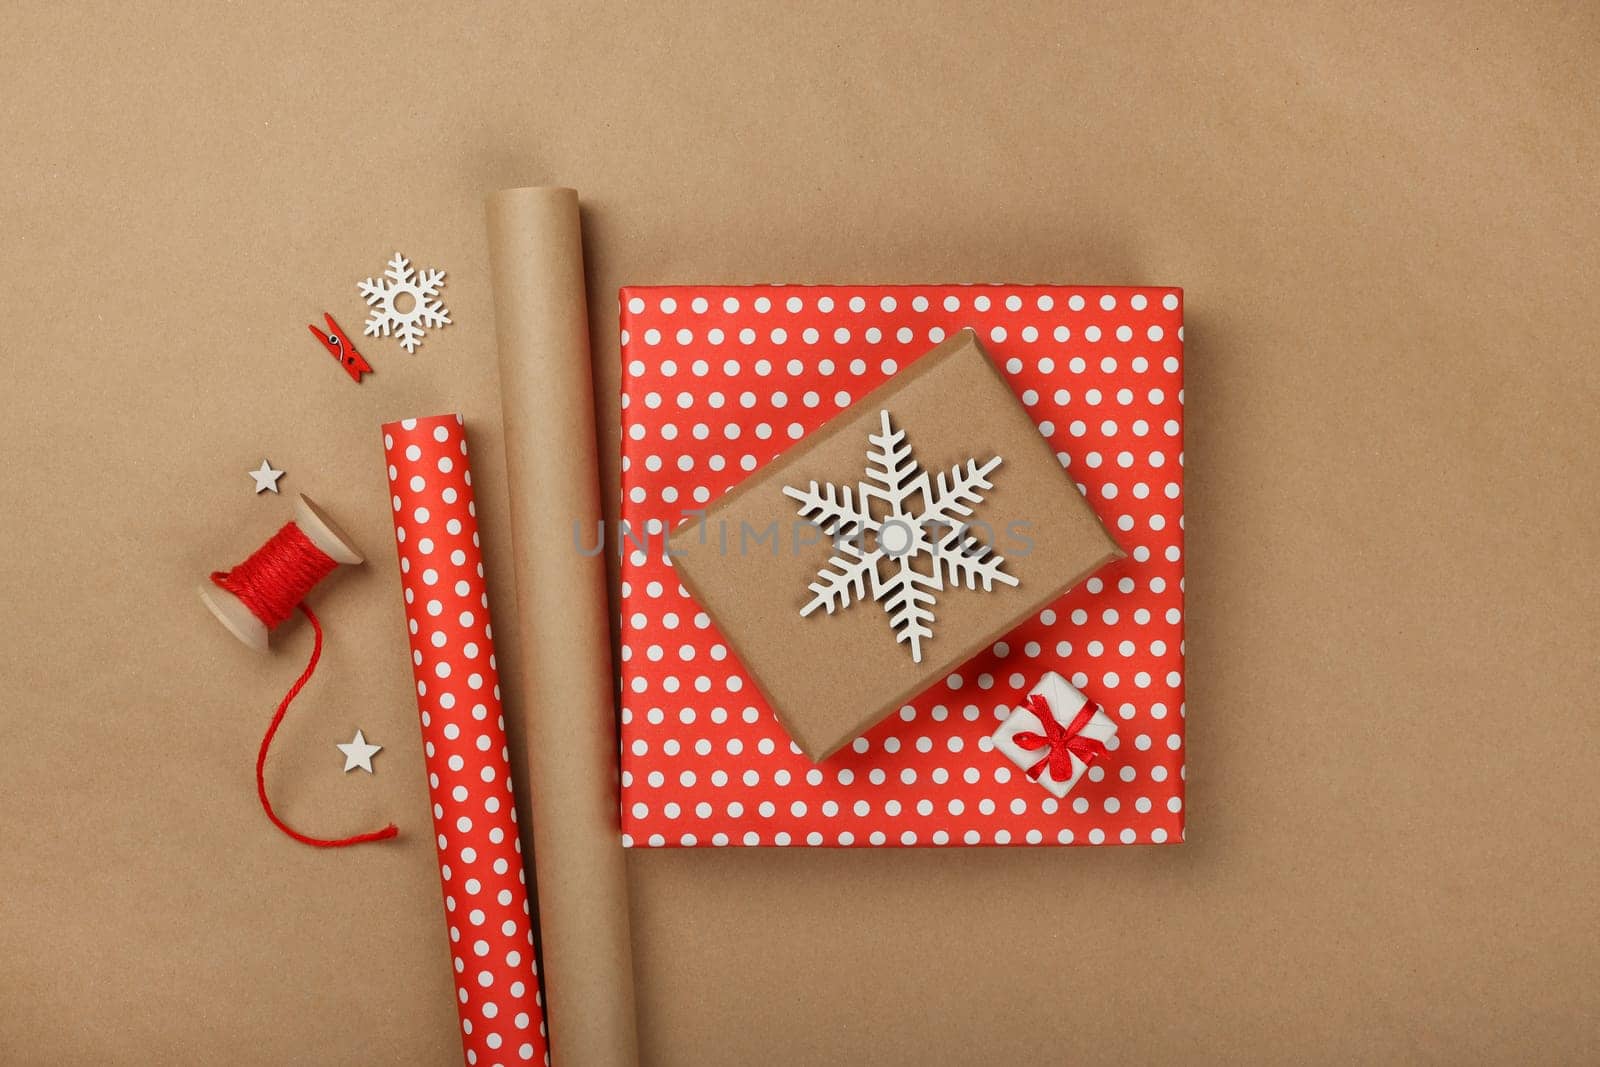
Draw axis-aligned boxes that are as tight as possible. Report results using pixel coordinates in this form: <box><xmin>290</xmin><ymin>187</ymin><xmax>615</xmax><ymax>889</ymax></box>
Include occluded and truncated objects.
<box><xmin>383</xmin><ymin>414</ymin><xmax>551</xmax><ymax>1065</ymax></box>
<box><xmin>618</xmin><ymin>286</ymin><xmax>1186</xmax><ymax>848</ymax></box>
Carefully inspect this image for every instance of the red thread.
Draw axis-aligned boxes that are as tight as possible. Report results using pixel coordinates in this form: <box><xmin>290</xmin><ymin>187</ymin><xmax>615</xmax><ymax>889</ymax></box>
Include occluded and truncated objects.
<box><xmin>1014</xmin><ymin>691</ymin><xmax>1108</xmax><ymax>784</ymax></box>
<box><xmin>211</xmin><ymin>522</ymin><xmax>397</xmax><ymax>849</ymax></box>
<box><xmin>211</xmin><ymin>522</ymin><xmax>337</xmax><ymax>629</ymax></box>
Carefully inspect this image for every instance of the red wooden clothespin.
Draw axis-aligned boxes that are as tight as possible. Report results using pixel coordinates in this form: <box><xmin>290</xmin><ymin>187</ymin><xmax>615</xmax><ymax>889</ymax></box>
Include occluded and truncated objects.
<box><xmin>308</xmin><ymin>313</ymin><xmax>374</xmax><ymax>383</ymax></box>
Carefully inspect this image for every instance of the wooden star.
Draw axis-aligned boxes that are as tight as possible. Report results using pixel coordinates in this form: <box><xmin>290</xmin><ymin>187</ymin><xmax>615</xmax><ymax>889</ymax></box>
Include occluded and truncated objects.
<box><xmin>337</xmin><ymin>729</ymin><xmax>383</xmax><ymax>774</ymax></box>
<box><xmin>249</xmin><ymin>459</ymin><xmax>284</xmax><ymax>494</ymax></box>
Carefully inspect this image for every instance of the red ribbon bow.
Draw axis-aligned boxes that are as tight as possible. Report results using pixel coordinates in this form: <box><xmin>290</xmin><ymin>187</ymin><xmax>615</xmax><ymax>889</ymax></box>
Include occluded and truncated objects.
<box><xmin>1013</xmin><ymin>691</ymin><xmax>1107</xmax><ymax>784</ymax></box>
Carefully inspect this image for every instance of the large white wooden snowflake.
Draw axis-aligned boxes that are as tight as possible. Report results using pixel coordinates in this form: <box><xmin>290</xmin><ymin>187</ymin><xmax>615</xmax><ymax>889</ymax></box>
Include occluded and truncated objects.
<box><xmin>782</xmin><ymin>409</ymin><xmax>1020</xmax><ymax>663</ymax></box>
<box><xmin>358</xmin><ymin>252</ymin><xmax>451</xmax><ymax>353</ymax></box>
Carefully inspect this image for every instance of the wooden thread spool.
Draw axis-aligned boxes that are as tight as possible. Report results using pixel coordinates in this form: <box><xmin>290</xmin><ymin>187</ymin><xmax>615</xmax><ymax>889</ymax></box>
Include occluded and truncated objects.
<box><xmin>199</xmin><ymin>493</ymin><xmax>394</xmax><ymax>848</ymax></box>
<box><xmin>199</xmin><ymin>494</ymin><xmax>363</xmax><ymax>651</ymax></box>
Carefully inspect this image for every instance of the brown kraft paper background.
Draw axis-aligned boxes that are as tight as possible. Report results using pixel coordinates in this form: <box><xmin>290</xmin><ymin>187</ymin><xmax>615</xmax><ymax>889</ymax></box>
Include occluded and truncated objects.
<box><xmin>2</xmin><ymin>3</ymin><xmax>1598</xmax><ymax>1064</ymax></box>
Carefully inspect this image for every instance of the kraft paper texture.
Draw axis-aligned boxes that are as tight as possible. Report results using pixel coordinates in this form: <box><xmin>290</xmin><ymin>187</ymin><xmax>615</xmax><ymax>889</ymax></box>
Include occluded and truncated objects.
<box><xmin>3</xmin><ymin>3</ymin><xmax>1597</xmax><ymax>1064</ymax></box>
<box><xmin>486</xmin><ymin>187</ymin><xmax>640</xmax><ymax>1067</ymax></box>
<box><xmin>668</xmin><ymin>329</ymin><xmax>1120</xmax><ymax>760</ymax></box>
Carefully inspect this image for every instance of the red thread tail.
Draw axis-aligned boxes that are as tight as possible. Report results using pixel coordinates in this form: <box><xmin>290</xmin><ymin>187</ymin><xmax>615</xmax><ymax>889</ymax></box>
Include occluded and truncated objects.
<box><xmin>254</xmin><ymin>604</ymin><xmax>398</xmax><ymax>849</ymax></box>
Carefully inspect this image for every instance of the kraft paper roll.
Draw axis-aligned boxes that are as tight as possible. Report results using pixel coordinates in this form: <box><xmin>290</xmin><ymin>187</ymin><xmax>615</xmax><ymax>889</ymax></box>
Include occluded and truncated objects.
<box><xmin>383</xmin><ymin>414</ymin><xmax>551</xmax><ymax>1067</ymax></box>
<box><xmin>485</xmin><ymin>186</ymin><xmax>640</xmax><ymax>1067</ymax></box>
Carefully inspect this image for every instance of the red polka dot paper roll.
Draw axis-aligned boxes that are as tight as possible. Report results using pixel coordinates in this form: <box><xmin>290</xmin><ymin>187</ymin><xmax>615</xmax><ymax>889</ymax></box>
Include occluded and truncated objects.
<box><xmin>383</xmin><ymin>414</ymin><xmax>550</xmax><ymax>1067</ymax></box>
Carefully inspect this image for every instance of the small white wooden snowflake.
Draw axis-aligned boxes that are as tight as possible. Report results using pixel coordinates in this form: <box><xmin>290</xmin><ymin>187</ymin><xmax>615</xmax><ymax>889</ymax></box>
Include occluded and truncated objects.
<box><xmin>358</xmin><ymin>252</ymin><xmax>451</xmax><ymax>353</ymax></box>
<box><xmin>782</xmin><ymin>409</ymin><xmax>1020</xmax><ymax>663</ymax></box>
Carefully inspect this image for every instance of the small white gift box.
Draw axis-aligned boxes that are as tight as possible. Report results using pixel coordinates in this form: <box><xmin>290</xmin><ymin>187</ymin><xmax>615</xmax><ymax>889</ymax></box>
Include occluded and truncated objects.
<box><xmin>990</xmin><ymin>671</ymin><xmax>1118</xmax><ymax>798</ymax></box>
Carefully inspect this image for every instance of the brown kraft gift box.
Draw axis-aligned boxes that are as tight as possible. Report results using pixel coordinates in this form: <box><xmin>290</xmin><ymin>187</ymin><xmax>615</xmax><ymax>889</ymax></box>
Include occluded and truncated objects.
<box><xmin>668</xmin><ymin>328</ymin><xmax>1122</xmax><ymax>760</ymax></box>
